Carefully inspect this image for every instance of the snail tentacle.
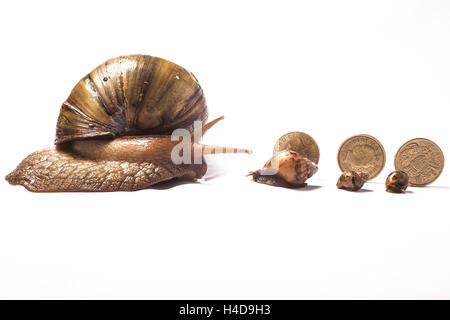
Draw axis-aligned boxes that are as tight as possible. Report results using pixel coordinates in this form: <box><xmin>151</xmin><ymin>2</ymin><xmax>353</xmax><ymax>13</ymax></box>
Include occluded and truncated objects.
<box><xmin>194</xmin><ymin>143</ymin><xmax>252</xmax><ymax>155</ymax></box>
<box><xmin>196</xmin><ymin>115</ymin><xmax>225</xmax><ymax>137</ymax></box>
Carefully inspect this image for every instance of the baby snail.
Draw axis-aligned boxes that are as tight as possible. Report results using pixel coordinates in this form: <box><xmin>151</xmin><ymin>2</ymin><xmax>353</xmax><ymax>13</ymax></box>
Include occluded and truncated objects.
<box><xmin>6</xmin><ymin>55</ymin><xmax>251</xmax><ymax>192</ymax></box>
<box><xmin>247</xmin><ymin>150</ymin><xmax>318</xmax><ymax>188</ymax></box>
<box><xmin>385</xmin><ymin>171</ymin><xmax>409</xmax><ymax>193</ymax></box>
<box><xmin>336</xmin><ymin>171</ymin><xmax>369</xmax><ymax>191</ymax></box>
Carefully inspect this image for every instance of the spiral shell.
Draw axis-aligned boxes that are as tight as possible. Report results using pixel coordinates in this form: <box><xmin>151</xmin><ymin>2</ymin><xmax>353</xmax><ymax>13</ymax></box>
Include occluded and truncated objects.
<box><xmin>385</xmin><ymin>170</ymin><xmax>409</xmax><ymax>193</ymax></box>
<box><xmin>56</xmin><ymin>54</ymin><xmax>207</xmax><ymax>144</ymax></box>
<box><xmin>336</xmin><ymin>170</ymin><xmax>369</xmax><ymax>191</ymax></box>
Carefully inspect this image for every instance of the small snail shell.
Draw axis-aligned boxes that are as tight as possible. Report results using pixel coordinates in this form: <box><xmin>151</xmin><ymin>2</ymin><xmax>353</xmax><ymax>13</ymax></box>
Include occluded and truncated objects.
<box><xmin>385</xmin><ymin>170</ymin><xmax>409</xmax><ymax>193</ymax></box>
<box><xmin>336</xmin><ymin>171</ymin><xmax>369</xmax><ymax>191</ymax></box>
<box><xmin>6</xmin><ymin>55</ymin><xmax>251</xmax><ymax>192</ymax></box>
<box><xmin>247</xmin><ymin>150</ymin><xmax>318</xmax><ymax>188</ymax></box>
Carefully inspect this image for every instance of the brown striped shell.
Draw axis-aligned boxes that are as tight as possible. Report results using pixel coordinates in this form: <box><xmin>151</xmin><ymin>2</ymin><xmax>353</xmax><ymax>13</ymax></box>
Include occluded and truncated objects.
<box><xmin>56</xmin><ymin>54</ymin><xmax>208</xmax><ymax>144</ymax></box>
<box><xmin>336</xmin><ymin>170</ymin><xmax>369</xmax><ymax>191</ymax></box>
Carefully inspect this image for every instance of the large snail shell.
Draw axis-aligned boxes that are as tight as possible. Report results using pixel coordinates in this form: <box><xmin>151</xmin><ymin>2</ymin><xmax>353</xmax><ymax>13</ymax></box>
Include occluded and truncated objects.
<box><xmin>56</xmin><ymin>54</ymin><xmax>207</xmax><ymax>144</ymax></box>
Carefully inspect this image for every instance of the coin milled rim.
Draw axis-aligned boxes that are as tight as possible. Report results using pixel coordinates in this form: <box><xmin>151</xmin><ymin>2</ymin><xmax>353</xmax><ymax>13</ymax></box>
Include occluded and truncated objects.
<box><xmin>273</xmin><ymin>131</ymin><xmax>320</xmax><ymax>164</ymax></box>
<box><xmin>337</xmin><ymin>134</ymin><xmax>386</xmax><ymax>180</ymax></box>
<box><xmin>394</xmin><ymin>137</ymin><xmax>445</xmax><ymax>186</ymax></box>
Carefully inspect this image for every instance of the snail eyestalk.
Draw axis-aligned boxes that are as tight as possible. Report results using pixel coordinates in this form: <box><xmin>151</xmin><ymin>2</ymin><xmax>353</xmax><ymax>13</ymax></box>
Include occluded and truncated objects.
<box><xmin>199</xmin><ymin>115</ymin><xmax>225</xmax><ymax>136</ymax></box>
<box><xmin>191</xmin><ymin>115</ymin><xmax>252</xmax><ymax>155</ymax></box>
<box><xmin>193</xmin><ymin>143</ymin><xmax>252</xmax><ymax>155</ymax></box>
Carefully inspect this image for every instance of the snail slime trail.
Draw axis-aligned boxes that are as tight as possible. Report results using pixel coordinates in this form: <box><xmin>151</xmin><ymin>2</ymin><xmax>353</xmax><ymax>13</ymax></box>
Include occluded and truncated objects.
<box><xmin>5</xmin><ymin>55</ymin><xmax>251</xmax><ymax>192</ymax></box>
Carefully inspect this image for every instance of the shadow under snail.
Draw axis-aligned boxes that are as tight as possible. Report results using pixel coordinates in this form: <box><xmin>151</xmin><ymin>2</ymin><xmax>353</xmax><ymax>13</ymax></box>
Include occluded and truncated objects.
<box><xmin>6</xmin><ymin>55</ymin><xmax>251</xmax><ymax>192</ymax></box>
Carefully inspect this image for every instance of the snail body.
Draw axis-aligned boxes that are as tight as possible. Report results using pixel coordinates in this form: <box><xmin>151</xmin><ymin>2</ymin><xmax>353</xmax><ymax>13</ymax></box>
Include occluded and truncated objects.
<box><xmin>6</xmin><ymin>55</ymin><xmax>250</xmax><ymax>192</ymax></box>
<box><xmin>248</xmin><ymin>150</ymin><xmax>318</xmax><ymax>188</ymax></box>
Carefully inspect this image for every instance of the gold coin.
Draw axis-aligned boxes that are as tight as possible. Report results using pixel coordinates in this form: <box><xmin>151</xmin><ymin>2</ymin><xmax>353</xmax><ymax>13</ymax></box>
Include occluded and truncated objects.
<box><xmin>394</xmin><ymin>138</ymin><xmax>444</xmax><ymax>186</ymax></box>
<box><xmin>273</xmin><ymin>132</ymin><xmax>320</xmax><ymax>164</ymax></box>
<box><xmin>337</xmin><ymin>134</ymin><xmax>386</xmax><ymax>180</ymax></box>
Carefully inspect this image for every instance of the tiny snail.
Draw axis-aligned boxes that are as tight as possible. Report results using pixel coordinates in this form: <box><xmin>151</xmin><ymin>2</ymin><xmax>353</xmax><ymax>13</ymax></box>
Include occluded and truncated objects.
<box><xmin>6</xmin><ymin>55</ymin><xmax>251</xmax><ymax>192</ymax></box>
<box><xmin>385</xmin><ymin>171</ymin><xmax>409</xmax><ymax>193</ymax></box>
<box><xmin>247</xmin><ymin>150</ymin><xmax>318</xmax><ymax>188</ymax></box>
<box><xmin>336</xmin><ymin>171</ymin><xmax>369</xmax><ymax>191</ymax></box>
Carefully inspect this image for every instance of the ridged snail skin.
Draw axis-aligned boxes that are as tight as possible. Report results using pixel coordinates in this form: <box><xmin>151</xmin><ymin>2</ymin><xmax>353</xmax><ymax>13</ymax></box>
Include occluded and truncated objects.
<box><xmin>6</xmin><ymin>55</ymin><xmax>250</xmax><ymax>192</ymax></box>
<box><xmin>5</xmin><ymin>146</ymin><xmax>208</xmax><ymax>192</ymax></box>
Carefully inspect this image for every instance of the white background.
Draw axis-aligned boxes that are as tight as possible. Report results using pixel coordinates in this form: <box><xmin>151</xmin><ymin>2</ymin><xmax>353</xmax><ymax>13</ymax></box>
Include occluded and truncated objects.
<box><xmin>1</xmin><ymin>0</ymin><xmax>449</xmax><ymax>299</ymax></box>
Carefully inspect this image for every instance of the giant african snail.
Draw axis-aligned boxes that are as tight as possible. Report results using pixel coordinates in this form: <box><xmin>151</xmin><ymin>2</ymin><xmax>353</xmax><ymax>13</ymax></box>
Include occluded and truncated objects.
<box><xmin>6</xmin><ymin>55</ymin><xmax>251</xmax><ymax>192</ymax></box>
